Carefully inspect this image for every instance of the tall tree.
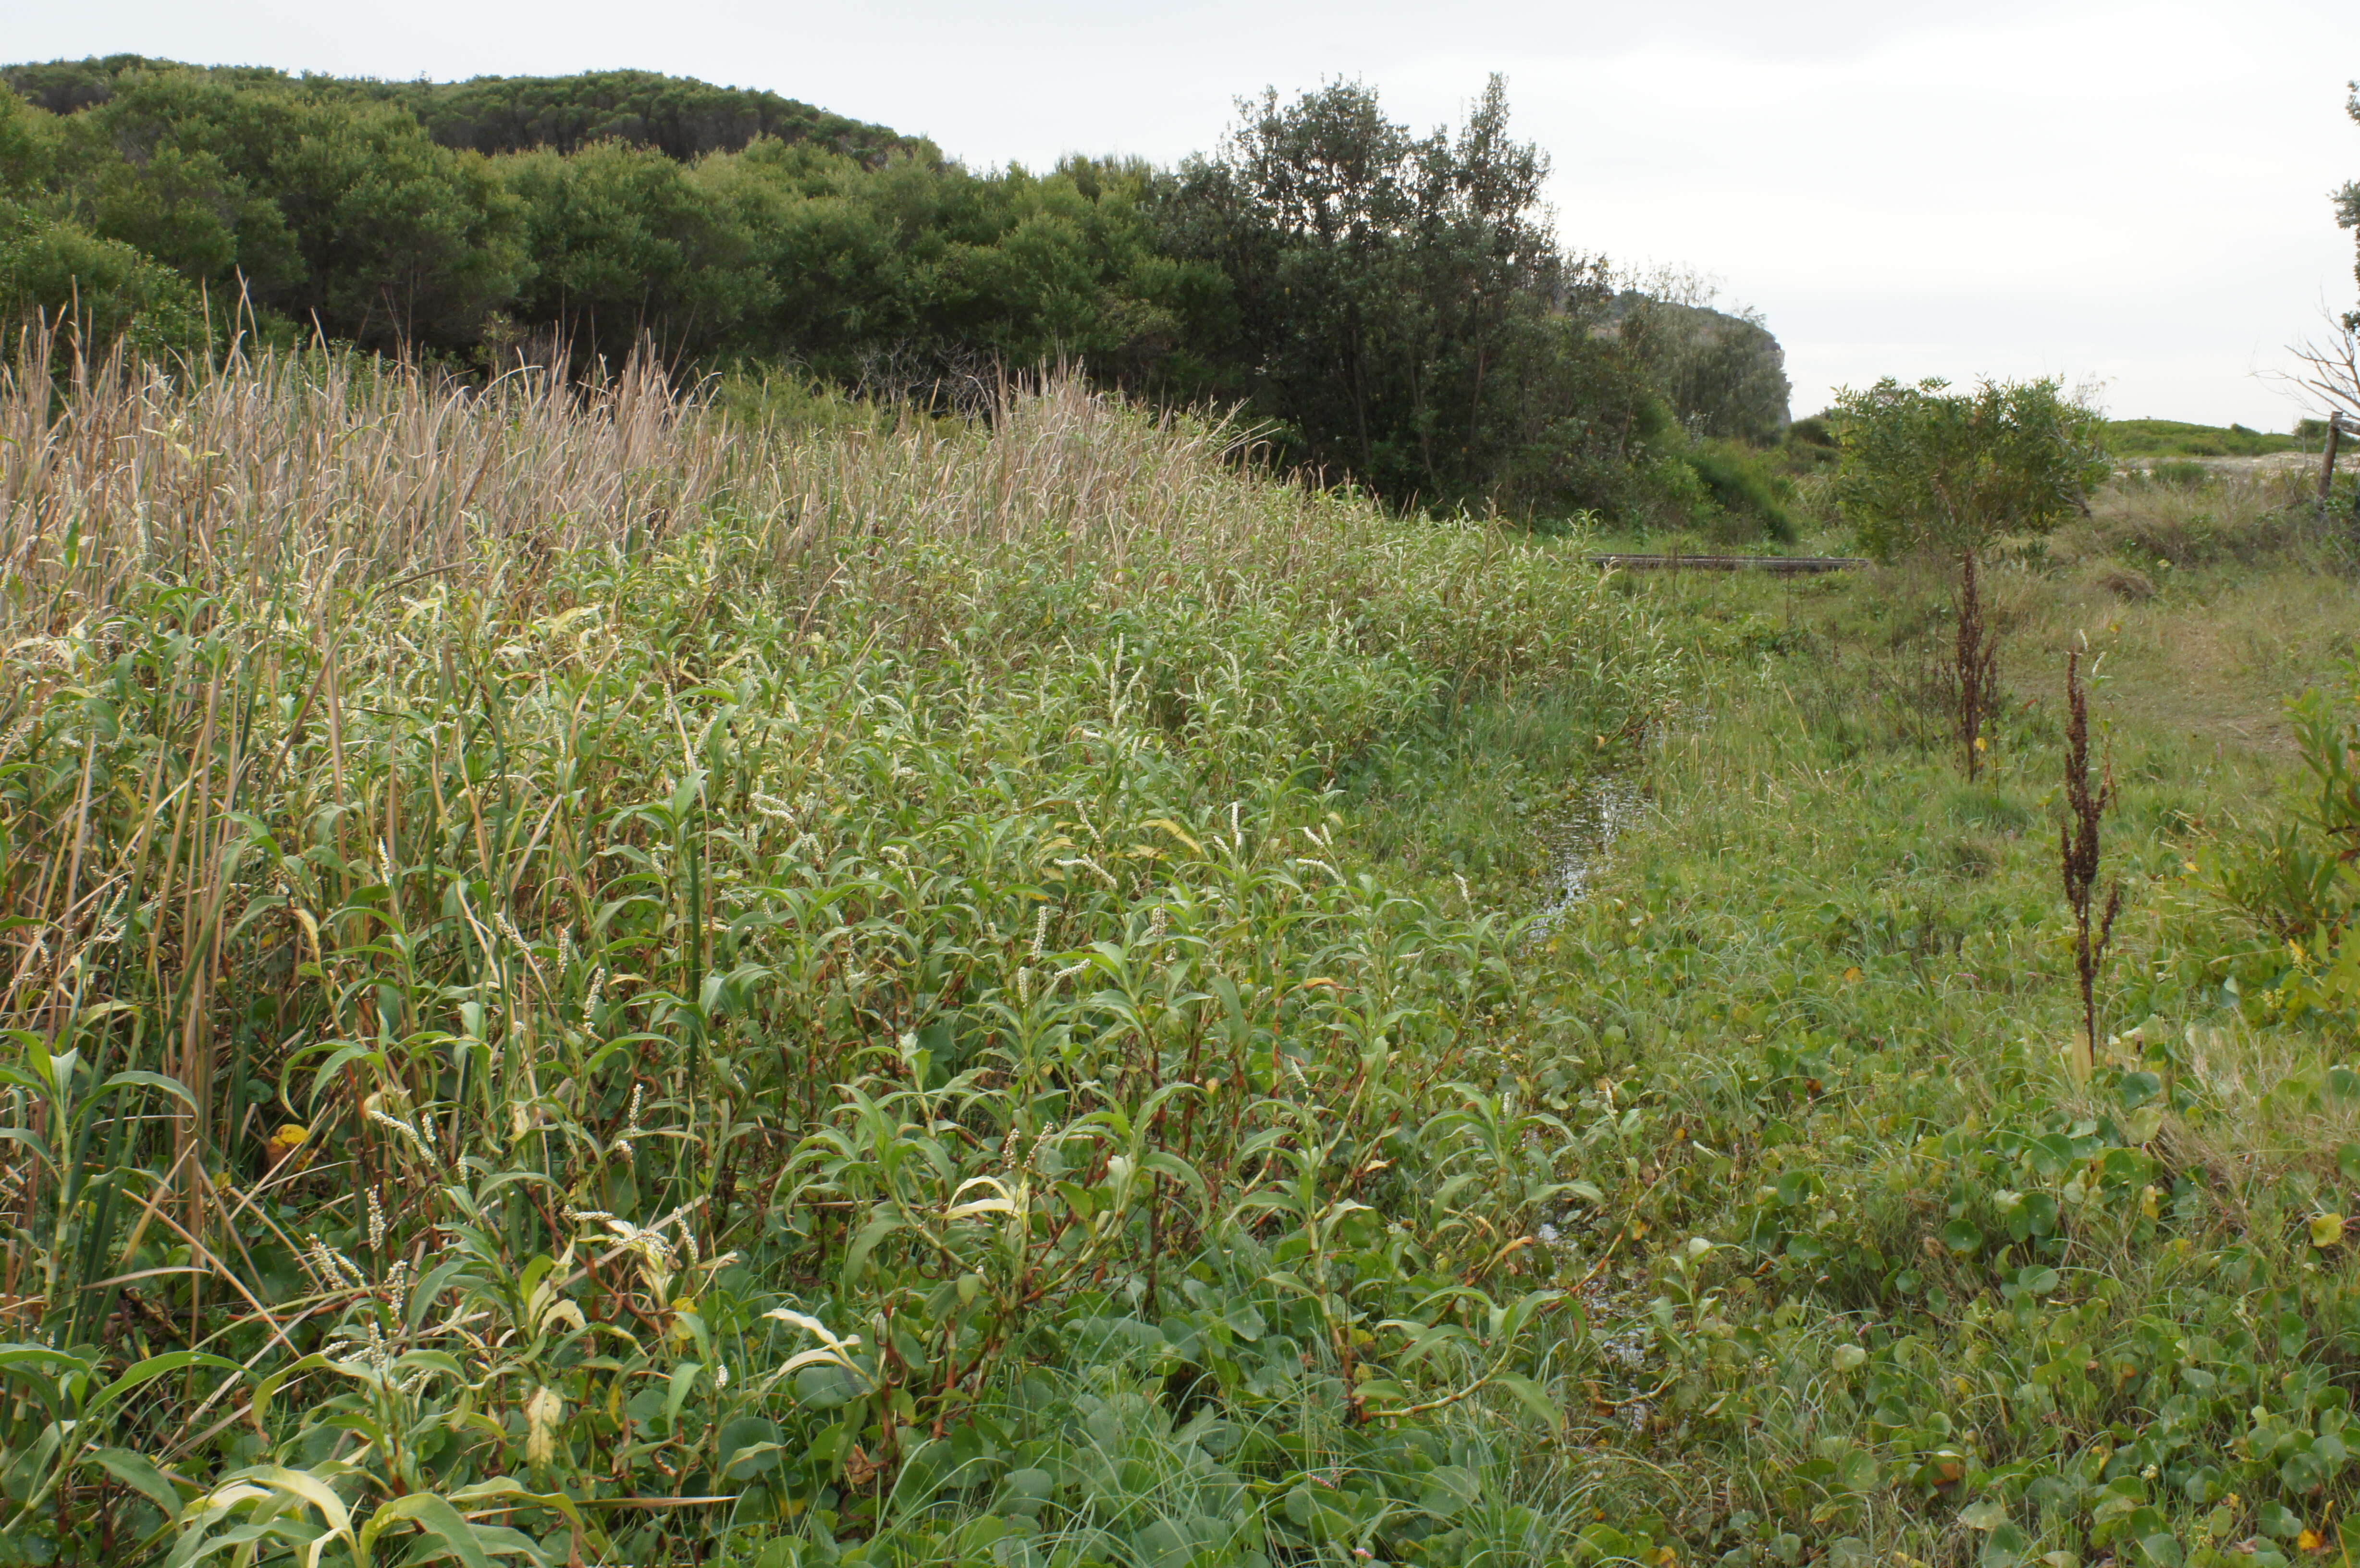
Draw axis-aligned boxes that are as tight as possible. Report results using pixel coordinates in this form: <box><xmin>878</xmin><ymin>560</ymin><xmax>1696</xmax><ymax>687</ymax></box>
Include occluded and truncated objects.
<box><xmin>43</xmin><ymin>69</ymin><xmax>527</xmax><ymax>352</ymax></box>
<box><xmin>1830</xmin><ymin>377</ymin><xmax>2108</xmax><ymax>564</ymax></box>
<box><xmin>1156</xmin><ymin>76</ymin><xmax>1612</xmax><ymax>509</ymax></box>
<box><xmin>501</xmin><ymin>140</ymin><xmax>770</xmax><ymax>370</ymax></box>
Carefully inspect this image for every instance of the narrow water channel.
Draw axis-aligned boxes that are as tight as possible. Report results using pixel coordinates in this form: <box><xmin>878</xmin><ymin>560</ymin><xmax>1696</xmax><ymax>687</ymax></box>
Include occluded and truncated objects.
<box><xmin>1529</xmin><ymin>776</ymin><xmax>1644</xmax><ymax>939</ymax></box>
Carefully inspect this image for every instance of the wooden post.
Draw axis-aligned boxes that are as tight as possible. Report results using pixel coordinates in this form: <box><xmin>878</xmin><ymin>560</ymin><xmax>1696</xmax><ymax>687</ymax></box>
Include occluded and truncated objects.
<box><xmin>2322</xmin><ymin>416</ymin><xmax>2347</xmax><ymax>505</ymax></box>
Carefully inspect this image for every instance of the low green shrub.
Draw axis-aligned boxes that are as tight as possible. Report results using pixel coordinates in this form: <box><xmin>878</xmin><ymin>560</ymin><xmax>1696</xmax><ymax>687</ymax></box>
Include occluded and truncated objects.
<box><xmin>0</xmin><ymin>199</ymin><xmax>205</xmax><ymax>358</ymax></box>
<box><xmin>1684</xmin><ymin>440</ymin><xmax>1799</xmax><ymax>543</ymax></box>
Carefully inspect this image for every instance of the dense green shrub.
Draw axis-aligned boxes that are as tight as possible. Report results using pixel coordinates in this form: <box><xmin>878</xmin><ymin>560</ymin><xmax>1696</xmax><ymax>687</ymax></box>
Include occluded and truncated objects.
<box><xmin>1608</xmin><ymin>289</ymin><xmax>1791</xmax><ymax>443</ymax></box>
<box><xmin>0</xmin><ymin>59</ymin><xmax>1768</xmax><ymax>528</ymax></box>
<box><xmin>1832</xmin><ymin>376</ymin><xmax>2109</xmax><ymax>561</ymax></box>
<box><xmin>2</xmin><ymin>57</ymin><xmax>928</xmax><ymax>164</ymax></box>
<box><xmin>0</xmin><ymin>199</ymin><xmax>202</xmax><ymax>355</ymax></box>
<box><xmin>0</xmin><ymin>353</ymin><xmax>1682</xmax><ymax>1566</ymax></box>
<box><xmin>502</xmin><ymin>139</ymin><xmax>773</xmax><ymax>368</ymax></box>
<box><xmin>1684</xmin><ymin>438</ymin><xmax>1800</xmax><ymax>542</ymax></box>
<box><xmin>2216</xmin><ymin>663</ymin><xmax>2360</xmax><ymax>964</ymax></box>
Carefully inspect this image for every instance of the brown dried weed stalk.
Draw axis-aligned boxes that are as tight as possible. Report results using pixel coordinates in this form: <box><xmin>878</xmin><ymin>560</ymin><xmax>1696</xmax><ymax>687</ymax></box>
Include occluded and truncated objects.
<box><xmin>1954</xmin><ymin>550</ymin><xmax>1999</xmax><ymax>780</ymax></box>
<box><xmin>2061</xmin><ymin>649</ymin><xmax>2122</xmax><ymax>1072</ymax></box>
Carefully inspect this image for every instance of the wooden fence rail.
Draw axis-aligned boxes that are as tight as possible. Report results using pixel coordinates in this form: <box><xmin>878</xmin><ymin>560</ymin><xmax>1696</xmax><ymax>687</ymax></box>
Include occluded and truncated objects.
<box><xmin>1586</xmin><ymin>553</ymin><xmax>1868</xmax><ymax>575</ymax></box>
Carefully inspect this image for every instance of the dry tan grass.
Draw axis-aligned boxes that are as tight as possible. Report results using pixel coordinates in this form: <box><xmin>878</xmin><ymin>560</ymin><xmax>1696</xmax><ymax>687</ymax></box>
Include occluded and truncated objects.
<box><xmin>0</xmin><ymin>340</ymin><xmax>721</xmax><ymax>623</ymax></box>
<box><xmin>0</xmin><ymin>339</ymin><xmax>1657</xmax><ymax>715</ymax></box>
<box><xmin>1966</xmin><ymin>473</ymin><xmax>2360</xmax><ymax>758</ymax></box>
<box><xmin>2057</xmin><ymin>466</ymin><xmax>2332</xmax><ymax>568</ymax></box>
<box><xmin>0</xmin><ymin>340</ymin><xmax>1427</xmax><ymax>624</ymax></box>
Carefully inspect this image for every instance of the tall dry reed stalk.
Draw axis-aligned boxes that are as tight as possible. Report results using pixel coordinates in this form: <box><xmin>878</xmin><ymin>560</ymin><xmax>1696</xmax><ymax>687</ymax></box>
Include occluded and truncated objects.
<box><xmin>0</xmin><ymin>331</ymin><xmax>1389</xmax><ymax>636</ymax></box>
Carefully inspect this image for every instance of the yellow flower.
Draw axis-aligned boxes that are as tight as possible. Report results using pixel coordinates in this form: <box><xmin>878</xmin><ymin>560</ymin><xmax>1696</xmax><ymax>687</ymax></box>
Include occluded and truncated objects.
<box><xmin>265</xmin><ymin>1123</ymin><xmax>312</xmax><ymax>1170</ymax></box>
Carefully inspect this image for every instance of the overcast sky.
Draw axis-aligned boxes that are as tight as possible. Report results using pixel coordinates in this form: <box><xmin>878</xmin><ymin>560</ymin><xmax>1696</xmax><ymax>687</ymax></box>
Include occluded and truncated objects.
<box><xmin>15</xmin><ymin>1</ymin><xmax>2360</xmax><ymax>427</ymax></box>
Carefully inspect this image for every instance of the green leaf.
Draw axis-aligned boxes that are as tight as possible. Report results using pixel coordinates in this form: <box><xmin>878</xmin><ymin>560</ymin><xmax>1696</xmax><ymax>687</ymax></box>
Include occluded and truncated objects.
<box><xmin>362</xmin><ymin>1492</ymin><xmax>501</xmax><ymax>1568</ymax></box>
<box><xmin>664</xmin><ymin>1360</ymin><xmax>703</xmax><ymax>1425</ymax></box>
<box><xmin>0</xmin><ymin>1126</ymin><xmax>58</xmax><ymax>1174</ymax></box>
<box><xmin>1982</xmin><ymin>1524</ymin><xmax>2032</xmax><ymax>1568</ymax></box>
<box><xmin>444</xmin><ymin>1478</ymin><xmax>605</xmax><ymax>1556</ymax></box>
<box><xmin>93</xmin><ymin>1351</ymin><xmax>246</xmax><ymax>1412</ymax></box>
<box><xmin>2260</xmin><ymin>1503</ymin><xmax>2305</xmax><ymax>1540</ymax></box>
<box><xmin>842</xmin><ymin>1214</ymin><xmax>903</xmax><ymax>1284</ymax></box>
<box><xmin>792</xmin><ymin>1363</ymin><xmax>861</xmax><ymax>1409</ymax></box>
<box><xmin>1493</xmin><ymin>1371</ymin><xmax>1561</xmax><ymax>1429</ymax></box>
<box><xmin>237</xmin><ymin>1464</ymin><xmax>355</xmax><ymax>1541</ymax></box>
<box><xmin>717</xmin><ymin>1415</ymin><xmax>783</xmax><ymax>1479</ymax></box>
<box><xmin>1942</xmin><ymin>1219</ymin><xmax>1984</xmax><ymax>1254</ymax></box>
<box><xmin>1417</xmin><ymin>1463</ymin><xmax>1482</xmax><ymax>1512</ymax></box>
<box><xmin>1958</xmin><ymin>1499</ymin><xmax>2008</xmax><ymax>1531</ymax></box>
<box><xmin>88</xmin><ymin>1446</ymin><xmax>188</xmax><ymax>1519</ymax></box>
<box><xmin>95</xmin><ymin>1070</ymin><xmax>198</xmax><ymax>1109</ymax></box>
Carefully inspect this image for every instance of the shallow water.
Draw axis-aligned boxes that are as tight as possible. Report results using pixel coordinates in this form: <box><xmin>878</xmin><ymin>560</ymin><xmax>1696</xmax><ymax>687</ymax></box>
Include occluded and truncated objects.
<box><xmin>1529</xmin><ymin>776</ymin><xmax>1645</xmax><ymax>939</ymax></box>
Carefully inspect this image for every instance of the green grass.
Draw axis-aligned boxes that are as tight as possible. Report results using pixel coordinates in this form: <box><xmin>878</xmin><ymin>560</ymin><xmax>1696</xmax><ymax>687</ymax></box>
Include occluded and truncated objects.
<box><xmin>2103</xmin><ymin>419</ymin><xmax>2304</xmax><ymax>459</ymax></box>
<box><xmin>5</xmin><ymin>343</ymin><xmax>2360</xmax><ymax>1568</ymax></box>
<box><xmin>1329</xmin><ymin>542</ymin><xmax>2360</xmax><ymax>1568</ymax></box>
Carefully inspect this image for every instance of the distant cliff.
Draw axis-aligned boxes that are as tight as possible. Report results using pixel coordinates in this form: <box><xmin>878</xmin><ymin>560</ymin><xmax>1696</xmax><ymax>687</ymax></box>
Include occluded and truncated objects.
<box><xmin>1601</xmin><ymin>290</ymin><xmax>1791</xmax><ymax>444</ymax></box>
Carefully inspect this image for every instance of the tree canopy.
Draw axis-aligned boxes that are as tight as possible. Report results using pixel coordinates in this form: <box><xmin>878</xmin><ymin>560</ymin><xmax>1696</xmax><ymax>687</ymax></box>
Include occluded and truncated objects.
<box><xmin>0</xmin><ymin>59</ymin><xmax>1796</xmax><ymax>529</ymax></box>
<box><xmin>1156</xmin><ymin>77</ymin><xmax>1693</xmax><ymax>514</ymax></box>
<box><xmin>2</xmin><ymin>58</ymin><xmax>928</xmax><ymax>165</ymax></box>
<box><xmin>1830</xmin><ymin>377</ymin><xmax>2108</xmax><ymax>560</ymax></box>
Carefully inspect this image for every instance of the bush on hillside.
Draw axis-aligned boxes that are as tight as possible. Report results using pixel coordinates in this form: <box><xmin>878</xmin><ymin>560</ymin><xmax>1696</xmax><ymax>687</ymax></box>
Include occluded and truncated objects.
<box><xmin>2</xmin><ymin>60</ymin><xmax>1796</xmax><ymax>530</ymax></box>
<box><xmin>1685</xmin><ymin>438</ymin><xmax>1799</xmax><ymax>542</ymax></box>
<box><xmin>0</xmin><ymin>199</ymin><xmax>202</xmax><ymax>356</ymax></box>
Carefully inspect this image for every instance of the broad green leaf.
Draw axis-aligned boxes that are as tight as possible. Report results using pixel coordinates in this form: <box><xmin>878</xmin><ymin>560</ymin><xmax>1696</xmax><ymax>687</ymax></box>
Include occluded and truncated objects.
<box><xmin>1492</xmin><ymin>1371</ymin><xmax>1561</xmax><ymax>1429</ymax></box>
<box><xmin>362</xmin><ymin>1492</ymin><xmax>498</xmax><ymax>1568</ymax></box>
<box><xmin>96</xmin><ymin>1070</ymin><xmax>198</xmax><ymax>1108</ymax></box>
<box><xmin>1958</xmin><ymin>1499</ymin><xmax>2008</xmax><ymax>1531</ymax></box>
<box><xmin>92</xmin><ymin>1351</ymin><xmax>246</xmax><ymax>1411</ymax></box>
<box><xmin>89</xmin><ymin>1446</ymin><xmax>190</xmax><ymax>1519</ymax></box>
<box><xmin>842</xmin><ymin>1214</ymin><xmax>903</xmax><ymax>1284</ymax></box>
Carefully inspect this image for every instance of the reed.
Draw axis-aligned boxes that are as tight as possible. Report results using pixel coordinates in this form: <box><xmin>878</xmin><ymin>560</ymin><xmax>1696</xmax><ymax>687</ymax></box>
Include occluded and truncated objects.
<box><xmin>0</xmin><ymin>336</ymin><xmax>1670</xmax><ymax>1566</ymax></box>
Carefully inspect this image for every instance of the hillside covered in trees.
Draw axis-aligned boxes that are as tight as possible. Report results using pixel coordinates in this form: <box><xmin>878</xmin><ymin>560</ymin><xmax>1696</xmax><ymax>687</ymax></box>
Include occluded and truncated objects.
<box><xmin>5</xmin><ymin>49</ymin><xmax>2360</xmax><ymax>1568</ymax></box>
<box><xmin>0</xmin><ymin>58</ymin><xmax>1792</xmax><ymax>529</ymax></box>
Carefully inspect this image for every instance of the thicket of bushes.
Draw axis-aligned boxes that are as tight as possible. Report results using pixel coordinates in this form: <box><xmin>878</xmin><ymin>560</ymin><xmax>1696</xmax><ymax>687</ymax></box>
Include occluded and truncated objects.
<box><xmin>0</xmin><ymin>344</ymin><xmax>1684</xmax><ymax>1568</ymax></box>
<box><xmin>0</xmin><ymin>59</ymin><xmax>1793</xmax><ymax>532</ymax></box>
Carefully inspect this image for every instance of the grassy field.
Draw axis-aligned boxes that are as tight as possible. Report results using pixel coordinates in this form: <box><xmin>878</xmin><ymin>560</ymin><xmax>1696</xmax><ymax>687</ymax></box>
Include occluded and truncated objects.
<box><xmin>2102</xmin><ymin>420</ymin><xmax>2306</xmax><ymax>460</ymax></box>
<box><xmin>1</xmin><ymin>352</ymin><xmax>2358</xmax><ymax>1568</ymax></box>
